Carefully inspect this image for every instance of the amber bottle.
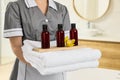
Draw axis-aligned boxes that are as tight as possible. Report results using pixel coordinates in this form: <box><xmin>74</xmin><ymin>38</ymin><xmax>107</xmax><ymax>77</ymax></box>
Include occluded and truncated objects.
<box><xmin>41</xmin><ymin>24</ymin><xmax>50</xmax><ymax>48</ymax></box>
<box><xmin>70</xmin><ymin>23</ymin><xmax>78</xmax><ymax>46</ymax></box>
<box><xmin>56</xmin><ymin>24</ymin><xmax>65</xmax><ymax>47</ymax></box>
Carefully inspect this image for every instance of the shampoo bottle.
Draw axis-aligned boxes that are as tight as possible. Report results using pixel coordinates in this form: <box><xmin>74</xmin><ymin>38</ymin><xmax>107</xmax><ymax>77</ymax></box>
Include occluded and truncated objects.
<box><xmin>41</xmin><ymin>24</ymin><xmax>50</xmax><ymax>48</ymax></box>
<box><xmin>56</xmin><ymin>24</ymin><xmax>65</xmax><ymax>47</ymax></box>
<box><xmin>70</xmin><ymin>23</ymin><xmax>78</xmax><ymax>46</ymax></box>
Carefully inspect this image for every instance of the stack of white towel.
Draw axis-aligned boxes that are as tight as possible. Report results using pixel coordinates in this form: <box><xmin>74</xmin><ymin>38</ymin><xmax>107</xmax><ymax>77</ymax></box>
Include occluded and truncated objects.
<box><xmin>22</xmin><ymin>40</ymin><xmax>101</xmax><ymax>75</ymax></box>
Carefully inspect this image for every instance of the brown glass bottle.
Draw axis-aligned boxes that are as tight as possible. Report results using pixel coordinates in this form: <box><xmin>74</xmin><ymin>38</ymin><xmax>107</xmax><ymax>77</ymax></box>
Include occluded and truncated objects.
<box><xmin>41</xmin><ymin>24</ymin><xmax>50</xmax><ymax>49</ymax></box>
<box><xmin>56</xmin><ymin>24</ymin><xmax>65</xmax><ymax>47</ymax></box>
<box><xmin>70</xmin><ymin>23</ymin><xmax>78</xmax><ymax>46</ymax></box>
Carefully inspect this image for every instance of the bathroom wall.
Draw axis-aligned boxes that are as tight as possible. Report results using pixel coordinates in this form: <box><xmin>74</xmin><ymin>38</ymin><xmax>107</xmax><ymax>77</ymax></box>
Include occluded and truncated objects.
<box><xmin>0</xmin><ymin>0</ymin><xmax>16</xmax><ymax>64</ymax></box>
<box><xmin>0</xmin><ymin>0</ymin><xmax>2</xmax><ymax>64</ymax></box>
<box><xmin>55</xmin><ymin>0</ymin><xmax>120</xmax><ymax>42</ymax></box>
<box><xmin>94</xmin><ymin>0</ymin><xmax>120</xmax><ymax>41</ymax></box>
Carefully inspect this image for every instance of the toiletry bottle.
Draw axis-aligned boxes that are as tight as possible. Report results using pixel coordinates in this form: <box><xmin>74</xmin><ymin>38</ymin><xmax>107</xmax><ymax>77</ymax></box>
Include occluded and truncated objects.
<box><xmin>41</xmin><ymin>24</ymin><xmax>50</xmax><ymax>48</ymax></box>
<box><xmin>70</xmin><ymin>23</ymin><xmax>78</xmax><ymax>46</ymax></box>
<box><xmin>56</xmin><ymin>24</ymin><xmax>65</xmax><ymax>47</ymax></box>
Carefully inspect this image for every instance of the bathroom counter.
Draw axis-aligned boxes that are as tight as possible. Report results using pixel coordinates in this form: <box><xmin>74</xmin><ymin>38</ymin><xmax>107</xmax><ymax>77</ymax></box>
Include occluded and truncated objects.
<box><xmin>78</xmin><ymin>40</ymin><xmax>120</xmax><ymax>70</ymax></box>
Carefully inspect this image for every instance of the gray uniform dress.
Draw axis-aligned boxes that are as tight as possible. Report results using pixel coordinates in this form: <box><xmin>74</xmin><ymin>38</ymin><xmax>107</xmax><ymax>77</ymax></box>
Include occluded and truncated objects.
<box><xmin>4</xmin><ymin>0</ymin><xmax>70</xmax><ymax>80</ymax></box>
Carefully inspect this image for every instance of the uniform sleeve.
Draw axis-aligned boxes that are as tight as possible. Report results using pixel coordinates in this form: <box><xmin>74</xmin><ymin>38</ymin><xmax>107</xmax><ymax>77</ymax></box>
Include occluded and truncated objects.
<box><xmin>4</xmin><ymin>2</ymin><xmax>23</xmax><ymax>38</ymax></box>
<box><xmin>62</xmin><ymin>6</ymin><xmax>71</xmax><ymax>31</ymax></box>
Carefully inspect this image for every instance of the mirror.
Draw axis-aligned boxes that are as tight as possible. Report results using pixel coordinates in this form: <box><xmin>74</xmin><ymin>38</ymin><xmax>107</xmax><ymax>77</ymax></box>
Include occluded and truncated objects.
<box><xmin>73</xmin><ymin>0</ymin><xmax>110</xmax><ymax>21</ymax></box>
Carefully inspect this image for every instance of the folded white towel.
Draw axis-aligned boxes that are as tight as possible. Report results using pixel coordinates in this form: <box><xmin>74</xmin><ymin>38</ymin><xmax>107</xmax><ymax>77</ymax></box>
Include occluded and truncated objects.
<box><xmin>37</xmin><ymin>61</ymin><xmax>99</xmax><ymax>75</ymax></box>
<box><xmin>37</xmin><ymin>49</ymin><xmax>101</xmax><ymax>68</ymax></box>
<box><xmin>24</xmin><ymin>53</ymin><xmax>99</xmax><ymax>75</ymax></box>
<box><xmin>22</xmin><ymin>40</ymin><xmax>101</xmax><ymax>75</ymax></box>
<box><xmin>22</xmin><ymin>40</ymin><xmax>101</xmax><ymax>67</ymax></box>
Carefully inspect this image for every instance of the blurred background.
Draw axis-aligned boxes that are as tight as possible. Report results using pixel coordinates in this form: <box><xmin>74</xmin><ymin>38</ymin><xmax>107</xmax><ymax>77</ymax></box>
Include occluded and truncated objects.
<box><xmin>0</xmin><ymin>0</ymin><xmax>120</xmax><ymax>80</ymax></box>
